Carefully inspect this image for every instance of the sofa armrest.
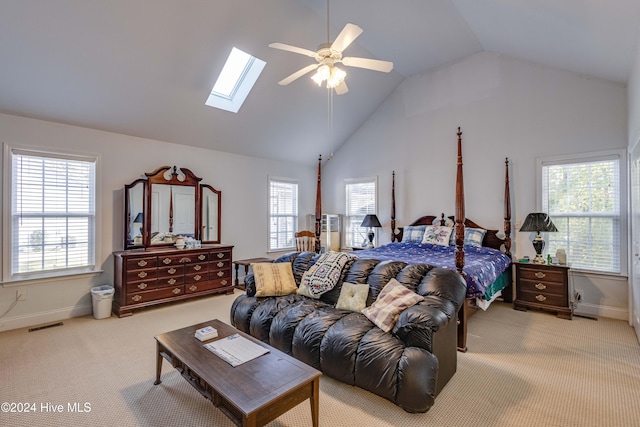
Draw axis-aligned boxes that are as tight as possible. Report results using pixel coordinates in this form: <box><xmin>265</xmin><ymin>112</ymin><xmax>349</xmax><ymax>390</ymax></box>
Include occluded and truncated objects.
<box><xmin>392</xmin><ymin>302</ymin><xmax>450</xmax><ymax>351</ymax></box>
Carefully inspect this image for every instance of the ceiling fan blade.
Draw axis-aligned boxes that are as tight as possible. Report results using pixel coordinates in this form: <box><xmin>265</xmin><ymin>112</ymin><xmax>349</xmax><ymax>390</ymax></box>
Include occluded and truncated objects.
<box><xmin>330</xmin><ymin>23</ymin><xmax>363</xmax><ymax>53</ymax></box>
<box><xmin>278</xmin><ymin>63</ymin><xmax>319</xmax><ymax>86</ymax></box>
<box><xmin>342</xmin><ymin>56</ymin><xmax>394</xmax><ymax>73</ymax></box>
<box><xmin>268</xmin><ymin>42</ymin><xmax>317</xmax><ymax>58</ymax></box>
<box><xmin>334</xmin><ymin>80</ymin><xmax>349</xmax><ymax>95</ymax></box>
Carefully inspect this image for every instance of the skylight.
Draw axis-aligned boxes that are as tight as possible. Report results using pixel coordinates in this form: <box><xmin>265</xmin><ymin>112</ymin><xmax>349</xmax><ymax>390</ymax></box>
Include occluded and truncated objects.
<box><xmin>206</xmin><ymin>47</ymin><xmax>265</xmax><ymax>113</ymax></box>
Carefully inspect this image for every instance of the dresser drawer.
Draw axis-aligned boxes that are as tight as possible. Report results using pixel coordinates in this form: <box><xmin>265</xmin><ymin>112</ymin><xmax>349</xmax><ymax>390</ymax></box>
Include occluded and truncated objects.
<box><xmin>157</xmin><ymin>276</ymin><xmax>184</xmax><ymax>287</ymax></box>
<box><xmin>517</xmin><ymin>267</ymin><xmax>564</xmax><ymax>284</ymax></box>
<box><xmin>126</xmin><ymin>278</ymin><xmax>158</xmax><ymax>292</ymax></box>
<box><xmin>157</xmin><ymin>254</ymin><xmax>198</xmax><ymax>266</ymax></box>
<box><xmin>127</xmin><ymin>269</ymin><xmax>157</xmax><ymax>282</ymax></box>
<box><xmin>209</xmin><ymin>250</ymin><xmax>231</xmax><ymax>261</ymax></box>
<box><xmin>209</xmin><ymin>259</ymin><xmax>230</xmax><ymax>271</ymax></box>
<box><xmin>518</xmin><ymin>289</ymin><xmax>567</xmax><ymax>307</ymax></box>
<box><xmin>126</xmin><ymin>256</ymin><xmax>157</xmax><ymax>270</ymax></box>
<box><xmin>127</xmin><ymin>286</ymin><xmax>184</xmax><ymax>304</ymax></box>
<box><xmin>185</xmin><ymin>272</ymin><xmax>207</xmax><ymax>285</ymax></box>
<box><xmin>518</xmin><ymin>279</ymin><xmax>565</xmax><ymax>296</ymax></box>
<box><xmin>185</xmin><ymin>262</ymin><xmax>208</xmax><ymax>274</ymax></box>
<box><xmin>158</xmin><ymin>265</ymin><xmax>184</xmax><ymax>278</ymax></box>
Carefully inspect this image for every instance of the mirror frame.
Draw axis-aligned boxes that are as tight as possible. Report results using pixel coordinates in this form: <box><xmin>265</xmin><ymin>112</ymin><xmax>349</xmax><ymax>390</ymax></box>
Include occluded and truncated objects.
<box><xmin>123</xmin><ymin>166</ymin><xmax>222</xmax><ymax>249</ymax></box>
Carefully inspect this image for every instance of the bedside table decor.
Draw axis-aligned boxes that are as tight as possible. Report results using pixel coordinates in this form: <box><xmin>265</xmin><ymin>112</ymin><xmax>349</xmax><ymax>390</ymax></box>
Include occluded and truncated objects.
<box><xmin>519</xmin><ymin>212</ymin><xmax>558</xmax><ymax>264</ymax></box>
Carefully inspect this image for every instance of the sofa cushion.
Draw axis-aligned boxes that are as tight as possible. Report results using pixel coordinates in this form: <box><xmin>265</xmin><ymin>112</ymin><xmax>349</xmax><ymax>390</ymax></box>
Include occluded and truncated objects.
<box><xmin>362</xmin><ymin>278</ymin><xmax>424</xmax><ymax>332</ymax></box>
<box><xmin>300</xmin><ymin>251</ymin><xmax>357</xmax><ymax>296</ymax></box>
<box><xmin>253</xmin><ymin>262</ymin><xmax>298</xmax><ymax>297</ymax></box>
<box><xmin>335</xmin><ymin>282</ymin><xmax>369</xmax><ymax>312</ymax></box>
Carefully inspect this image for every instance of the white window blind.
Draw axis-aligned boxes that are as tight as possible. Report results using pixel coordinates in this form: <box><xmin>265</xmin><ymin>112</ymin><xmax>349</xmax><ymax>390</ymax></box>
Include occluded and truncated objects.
<box><xmin>10</xmin><ymin>149</ymin><xmax>96</xmax><ymax>278</ymax></box>
<box><xmin>345</xmin><ymin>179</ymin><xmax>376</xmax><ymax>248</ymax></box>
<box><xmin>541</xmin><ymin>156</ymin><xmax>620</xmax><ymax>274</ymax></box>
<box><xmin>269</xmin><ymin>178</ymin><xmax>298</xmax><ymax>251</ymax></box>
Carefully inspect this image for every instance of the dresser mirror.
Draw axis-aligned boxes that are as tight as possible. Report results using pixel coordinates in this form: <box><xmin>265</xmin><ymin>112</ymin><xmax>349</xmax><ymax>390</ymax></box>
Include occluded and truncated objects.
<box><xmin>123</xmin><ymin>166</ymin><xmax>222</xmax><ymax>249</ymax></box>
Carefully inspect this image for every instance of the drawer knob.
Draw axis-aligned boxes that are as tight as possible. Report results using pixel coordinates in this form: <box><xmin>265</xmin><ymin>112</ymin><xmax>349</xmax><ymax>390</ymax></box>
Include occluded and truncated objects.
<box><xmin>189</xmin><ymin>285</ymin><xmax>197</xmax><ymax>292</ymax></box>
<box><xmin>535</xmin><ymin>295</ymin><xmax>547</xmax><ymax>302</ymax></box>
<box><xmin>535</xmin><ymin>283</ymin><xmax>547</xmax><ymax>290</ymax></box>
<box><xmin>168</xmin><ymin>267</ymin><xmax>176</xmax><ymax>274</ymax></box>
<box><xmin>137</xmin><ymin>260</ymin><xmax>148</xmax><ymax>267</ymax></box>
<box><xmin>217</xmin><ymin>262</ymin><xmax>224</xmax><ymax>268</ymax></box>
<box><xmin>217</xmin><ymin>253</ymin><xmax>224</xmax><ymax>258</ymax></box>
<box><xmin>168</xmin><ymin>278</ymin><xmax>176</xmax><ymax>285</ymax></box>
<box><xmin>217</xmin><ymin>271</ymin><xmax>224</xmax><ymax>277</ymax></box>
<box><xmin>132</xmin><ymin>295</ymin><xmax>142</xmax><ymax>302</ymax></box>
<box><xmin>172</xmin><ymin>288</ymin><xmax>181</xmax><ymax>295</ymax></box>
<box><xmin>194</xmin><ymin>274</ymin><xmax>201</xmax><ymax>281</ymax></box>
<box><xmin>163</xmin><ymin>258</ymin><xmax>172</xmax><ymax>265</ymax></box>
<box><xmin>535</xmin><ymin>272</ymin><xmax>546</xmax><ymax>279</ymax></box>
<box><xmin>221</xmin><ymin>280</ymin><xmax>228</xmax><ymax>286</ymax></box>
<box><xmin>198</xmin><ymin>254</ymin><xmax>206</xmax><ymax>260</ymax></box>
<box><xmin>194</xmin><ymin>265</ymin><xmax>202</xmax><ymax>271</ymax></box>
<box><xmin>137</xmin><ymin>271</ymin><xmax>147</xmax><ymax>278</ymax></box>
<box><xmin>137</xmin><ymin>282</ymin><xmax>148</xmax><ymax>289</ymax></box>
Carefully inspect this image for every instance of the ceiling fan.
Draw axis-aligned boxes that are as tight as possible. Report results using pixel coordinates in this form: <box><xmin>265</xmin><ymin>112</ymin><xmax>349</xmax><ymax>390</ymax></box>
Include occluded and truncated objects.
<box><xmin>269</xmin><ymin>2</ymin><xmax>393</xmax><ymax>95</ymax></box>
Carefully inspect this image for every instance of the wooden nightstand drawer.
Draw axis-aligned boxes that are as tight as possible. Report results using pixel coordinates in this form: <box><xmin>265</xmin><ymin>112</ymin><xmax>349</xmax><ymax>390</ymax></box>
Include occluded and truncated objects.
<box><xmin>514</xmin><ymin>262</ymin><xmax>572</xmax><ymax>319</ymax></box>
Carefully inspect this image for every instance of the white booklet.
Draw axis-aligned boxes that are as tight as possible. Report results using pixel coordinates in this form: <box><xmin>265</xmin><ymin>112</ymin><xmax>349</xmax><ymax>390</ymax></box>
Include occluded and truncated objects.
<box><xmin>203</xmin><ymin>333</ymin><xmax>269</xmax><ymax>367</ymax></box>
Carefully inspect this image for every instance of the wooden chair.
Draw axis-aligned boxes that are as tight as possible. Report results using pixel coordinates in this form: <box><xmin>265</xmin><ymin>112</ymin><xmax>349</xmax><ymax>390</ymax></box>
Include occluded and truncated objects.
<box><xmin>295</xmin><ymin>230</ymin><xmax>316</xmax><ymax>252</ymax></box>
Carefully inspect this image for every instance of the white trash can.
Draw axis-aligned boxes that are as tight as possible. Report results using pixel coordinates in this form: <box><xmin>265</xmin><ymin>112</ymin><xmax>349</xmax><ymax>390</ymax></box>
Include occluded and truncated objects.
<box><xmin>91</xmin><ymin>285</ymin><xmax>115</xmax><ymax>319</ymax></box>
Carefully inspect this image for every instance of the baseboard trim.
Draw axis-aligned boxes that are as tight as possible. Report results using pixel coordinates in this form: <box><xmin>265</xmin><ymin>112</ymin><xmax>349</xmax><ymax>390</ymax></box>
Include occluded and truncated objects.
<box><xmin>574</xmin><ymin>302</ymin><xmax>628</xmax><ymax>321</ymax></box>
<box><xmin>0</xmin><ymin>304</ymin><xmax>93</xmax><ymax>332</ymax></box>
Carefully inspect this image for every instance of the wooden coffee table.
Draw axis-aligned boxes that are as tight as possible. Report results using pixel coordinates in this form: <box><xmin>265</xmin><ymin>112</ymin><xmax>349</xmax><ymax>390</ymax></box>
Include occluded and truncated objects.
<box><xmin>154</xmin><ymin>319</ymin><xmax>320</xmax><ymax>427</ymax></box>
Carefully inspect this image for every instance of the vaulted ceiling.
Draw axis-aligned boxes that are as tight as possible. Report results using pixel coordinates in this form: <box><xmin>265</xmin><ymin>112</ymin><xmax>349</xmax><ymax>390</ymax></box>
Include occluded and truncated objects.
<box><xmin>1</xmin><ymin>0</ymin><xmax>639</xmax><ymax>166</ymax></box>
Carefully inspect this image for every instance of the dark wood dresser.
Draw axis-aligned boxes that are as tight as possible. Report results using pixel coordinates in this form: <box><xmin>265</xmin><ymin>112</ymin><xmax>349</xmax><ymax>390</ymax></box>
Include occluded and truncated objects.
<box><xmin>513</xmin><ymin>262</ymin><xmax>572</xmax><ymax>319</ymax></box>
<box><xmin>113</xmin><ymin>245</ymin><xmax>233</xmax><ymax>317</ymax></box>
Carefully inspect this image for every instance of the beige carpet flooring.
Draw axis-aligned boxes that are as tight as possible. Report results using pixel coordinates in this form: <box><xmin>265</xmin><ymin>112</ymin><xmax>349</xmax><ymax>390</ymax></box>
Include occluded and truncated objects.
<box><xmin>1</xmin><ymin>291</ymin><xmax>639</xmax><ymax>427</ymax></box>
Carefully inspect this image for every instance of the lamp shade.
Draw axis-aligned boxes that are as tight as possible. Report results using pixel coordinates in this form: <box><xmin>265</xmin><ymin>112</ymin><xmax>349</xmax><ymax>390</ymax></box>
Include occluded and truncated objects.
<box><xmin>519</xmin><ymin>213</ymin><xmax>557</xmax><ymax>233</ymax></box>
<box><xmin>133</xmin><ymin>212</ymin><xmax>144</xmax><ymax>223</ymax></box>
<box><xmin>361</xmin><ymin>214</ymin><xmax>382</xmax><ymax>228</ymax></box>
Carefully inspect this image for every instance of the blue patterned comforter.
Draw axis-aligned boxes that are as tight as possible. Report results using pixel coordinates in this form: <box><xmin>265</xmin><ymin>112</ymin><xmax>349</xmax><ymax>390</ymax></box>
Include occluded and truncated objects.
<box><xmin>351</xmin><ymin>242</ymin><xmax>512</xmax><ymax>299</ymax></box>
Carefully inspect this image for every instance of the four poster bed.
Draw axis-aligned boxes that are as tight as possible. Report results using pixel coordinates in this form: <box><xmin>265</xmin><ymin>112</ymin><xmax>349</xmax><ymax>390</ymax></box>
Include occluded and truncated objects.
<box><xmin>312</xmin><ymin>128</ymin><xmax>513</xmax><ymax>352</ymax></box>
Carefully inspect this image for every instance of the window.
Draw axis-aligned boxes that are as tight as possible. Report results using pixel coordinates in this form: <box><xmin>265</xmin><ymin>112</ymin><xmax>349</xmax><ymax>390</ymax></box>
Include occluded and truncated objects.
<box><xmin>205</xmin><ymin>47</ymin><xmax>266</xmax><ymax>113</ymax></box>
<box><xmin>269</xmin><ymin>178</ymin><xmax>298</xmax><ymax>251</ymax></box>
<box><xmin>539</xmin><ymin>151</ymin><xmax>625</xmax><ymax>274</ymax></box>
<box><xmin>6</xmin><ymin>146</ymin><xmax>97</xmax><ymax>280</ymax></box>
<box><xmin>345</xmin><ymin>178</ymin><xmax>377</xmax><ymax>248</ymax></box>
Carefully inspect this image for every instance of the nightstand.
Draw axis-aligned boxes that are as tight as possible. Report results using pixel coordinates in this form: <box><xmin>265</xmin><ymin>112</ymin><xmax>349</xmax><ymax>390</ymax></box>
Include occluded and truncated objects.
<box><xmin>513</xmin><ymin>262</ymin><xmax>572</xmax><ymax>320</ymax></box>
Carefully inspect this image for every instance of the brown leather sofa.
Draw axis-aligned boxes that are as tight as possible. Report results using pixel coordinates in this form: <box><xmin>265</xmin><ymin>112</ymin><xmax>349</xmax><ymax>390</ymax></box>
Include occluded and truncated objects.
<box><xmin>230</xmin><ymin>251</ymin><xmax>466</xmax><ymax>413</ymax></box>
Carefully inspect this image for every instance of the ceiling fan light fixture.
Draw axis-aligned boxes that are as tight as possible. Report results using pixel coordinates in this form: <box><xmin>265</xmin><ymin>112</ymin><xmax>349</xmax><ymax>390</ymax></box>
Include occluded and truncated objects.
<box><xmin>326</xmin><ymin>66</ymin><xmax>346</xmax><ymax>88</ymax></box>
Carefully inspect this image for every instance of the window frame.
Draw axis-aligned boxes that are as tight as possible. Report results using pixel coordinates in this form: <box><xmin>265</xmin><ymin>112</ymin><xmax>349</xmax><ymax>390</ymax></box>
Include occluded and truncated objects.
<box><xmin>536</xmin><ymin>149</ymin><xmax>627</xmax><ymax>276</ymax></box>
<box><xmin>2</xmin><ymin>143</ymin><xmax>101</xmax><ymax>284</ymax></box>
<box><xmin>268</xmin><ymin>176</ymin><xmax>298</xmax><ymax>252</ymax></box>
<box><xmin>344</xmin><ymin>176</ymin><xmax>378</xmax><ymax>249</ymax></box>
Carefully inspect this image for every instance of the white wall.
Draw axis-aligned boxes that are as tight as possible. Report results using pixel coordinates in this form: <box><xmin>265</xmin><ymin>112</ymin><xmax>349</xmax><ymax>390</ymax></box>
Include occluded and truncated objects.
<box><xmin>0</xmin><ymin>113</ymin><xmax>316</xmax><ymax>331</ymax></box>
<box><xmin>323</xmin><ymin>51</ymin><xmax>629</xmax><ymax>319</ymax></box>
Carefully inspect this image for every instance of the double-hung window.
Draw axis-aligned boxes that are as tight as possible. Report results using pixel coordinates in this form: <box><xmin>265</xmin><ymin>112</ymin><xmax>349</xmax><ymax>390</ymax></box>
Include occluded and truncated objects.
<box><xmin>539</xmin><ymin>150</ymin><xmax>625</xmax><ymax>274</ymax></box>
<box><xmin>269</xmin><ymin>177</ymin><xmax>298</xmax><ymax>251</ymax></box>
<box><xmin>6</xmin><ymin>146</ymin><xmax>97</xmax><ymax>281</ymax></box>
<box><xmin>345</xmin><ymin>178</ymin><xmax>377</xmax><ymax>248</ymax></box>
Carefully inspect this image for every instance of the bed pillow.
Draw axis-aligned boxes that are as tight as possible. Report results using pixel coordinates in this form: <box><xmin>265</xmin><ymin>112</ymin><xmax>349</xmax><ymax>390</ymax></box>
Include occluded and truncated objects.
<box><xmin>335</xmin><ymin>282</ymin><xmax>369</xmax><ymax>312</ymax></box>
<box><xmin>401</xmin><ymin>225</ymin><xmax>427</xmax><ymax>243</ymax></box>
<box><xmin>421</xmin><ymin>225</ymin><xmax>453</xmax><ymax>246</ymax></box>
<box><xmin>362</xmin><ymin>278</ymin><xmax>424</xmax><ymax>332</ymax></box>
<box><xmin>253</xmin><ymin>262</ymin><xmax>298</xmax><ymax>297</ymax></box>
<box><xmin>299</xmin><ymin>251</ymin><xmax>357</xmax><ymax>296</ymax></box>
<box><xmin>464</xmin><ymin>227</ymin><xmax>487</xmax><ymax>248</ymax></box>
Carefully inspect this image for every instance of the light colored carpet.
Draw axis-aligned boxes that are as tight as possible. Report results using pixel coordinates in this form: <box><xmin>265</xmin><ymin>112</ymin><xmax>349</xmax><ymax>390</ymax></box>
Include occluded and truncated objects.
<box><xmin>1</xmin><ymin>291</ymin><xmax>639</xmax><ymax>427</ymax></box>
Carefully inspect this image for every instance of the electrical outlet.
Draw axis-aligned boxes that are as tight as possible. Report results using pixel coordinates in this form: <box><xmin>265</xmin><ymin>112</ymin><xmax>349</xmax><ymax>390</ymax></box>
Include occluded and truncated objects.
<box><xmin>574</xmin><ymin>289</ymin><xmax>583</xmax><ymax>302</ymax></box>
<box><xmin>16</xmin><ymin>289</ymin><xmax>27</xmax><ymax>301</ymax></box>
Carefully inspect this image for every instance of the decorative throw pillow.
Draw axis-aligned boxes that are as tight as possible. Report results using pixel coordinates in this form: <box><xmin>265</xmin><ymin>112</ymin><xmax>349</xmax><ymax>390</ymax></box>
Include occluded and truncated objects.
<box><xmin>362</xmin><ymin>278</ymin><xmax>424</xmax><ymax>332</ymax></box>
<box><xmin>300</xmin><ymin>251</ymin><xmax>357</xmax><ymax>296</ymax></box>
<box><xmin>421</xmin><ymin>225</ymin><xmax>453</xmax><ymax>246</ymax></box>
<box><xmin>335</xmin><ymin>282</ymin><xmax>369</xmax><ymax>312</ymax></box>
<box><xmin>464</xmin><ymin>227</ymin><xmax>487</xmax><ymax>248</ymax></box>
<box><xmin>401</xmin><ymin>225</ymin><xmax>427</xmax><ymax>243</ymax></box>
<box><xmin>296</xmin><ymin>265</ymin><xmax>322</xmax><ymax>299</ymax></box>
<box><xmin>253</xmin><ymin>262</ymin><xmax>298</xmax><ymax>297</ymax></box>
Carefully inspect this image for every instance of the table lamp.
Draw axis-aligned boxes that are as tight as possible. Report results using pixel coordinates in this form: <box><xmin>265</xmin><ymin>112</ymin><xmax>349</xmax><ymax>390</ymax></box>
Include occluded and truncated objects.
<box><xmin>361</xmin><ymin>214</ymin><xmax>382</xmax><ymax>248</ymax></box>
<box><xmin>519</xmin><ymin>212</ymin><xmax>557</xmax><ymax>264</ymax></box>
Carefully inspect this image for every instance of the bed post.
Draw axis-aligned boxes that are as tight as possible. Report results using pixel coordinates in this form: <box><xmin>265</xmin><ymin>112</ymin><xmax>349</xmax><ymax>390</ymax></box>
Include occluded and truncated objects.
<box><xmin>455</xmin><ymin>127</ymin><xmax>468</xmax><ymax>353</ymax></box>
<box><xmin>314</xmin><ymin>155</ymin><xmax>322</xmax><ymax>254</ymax></box>
<box><xmin>391</xmin><ymin>171</ymin><xmax>401</xmax><ymax>242</ymax></box>
<box><xmin>504</xmin><ymin>158</ymin><xmax>512</xmax><ymax>258</ymax></box>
